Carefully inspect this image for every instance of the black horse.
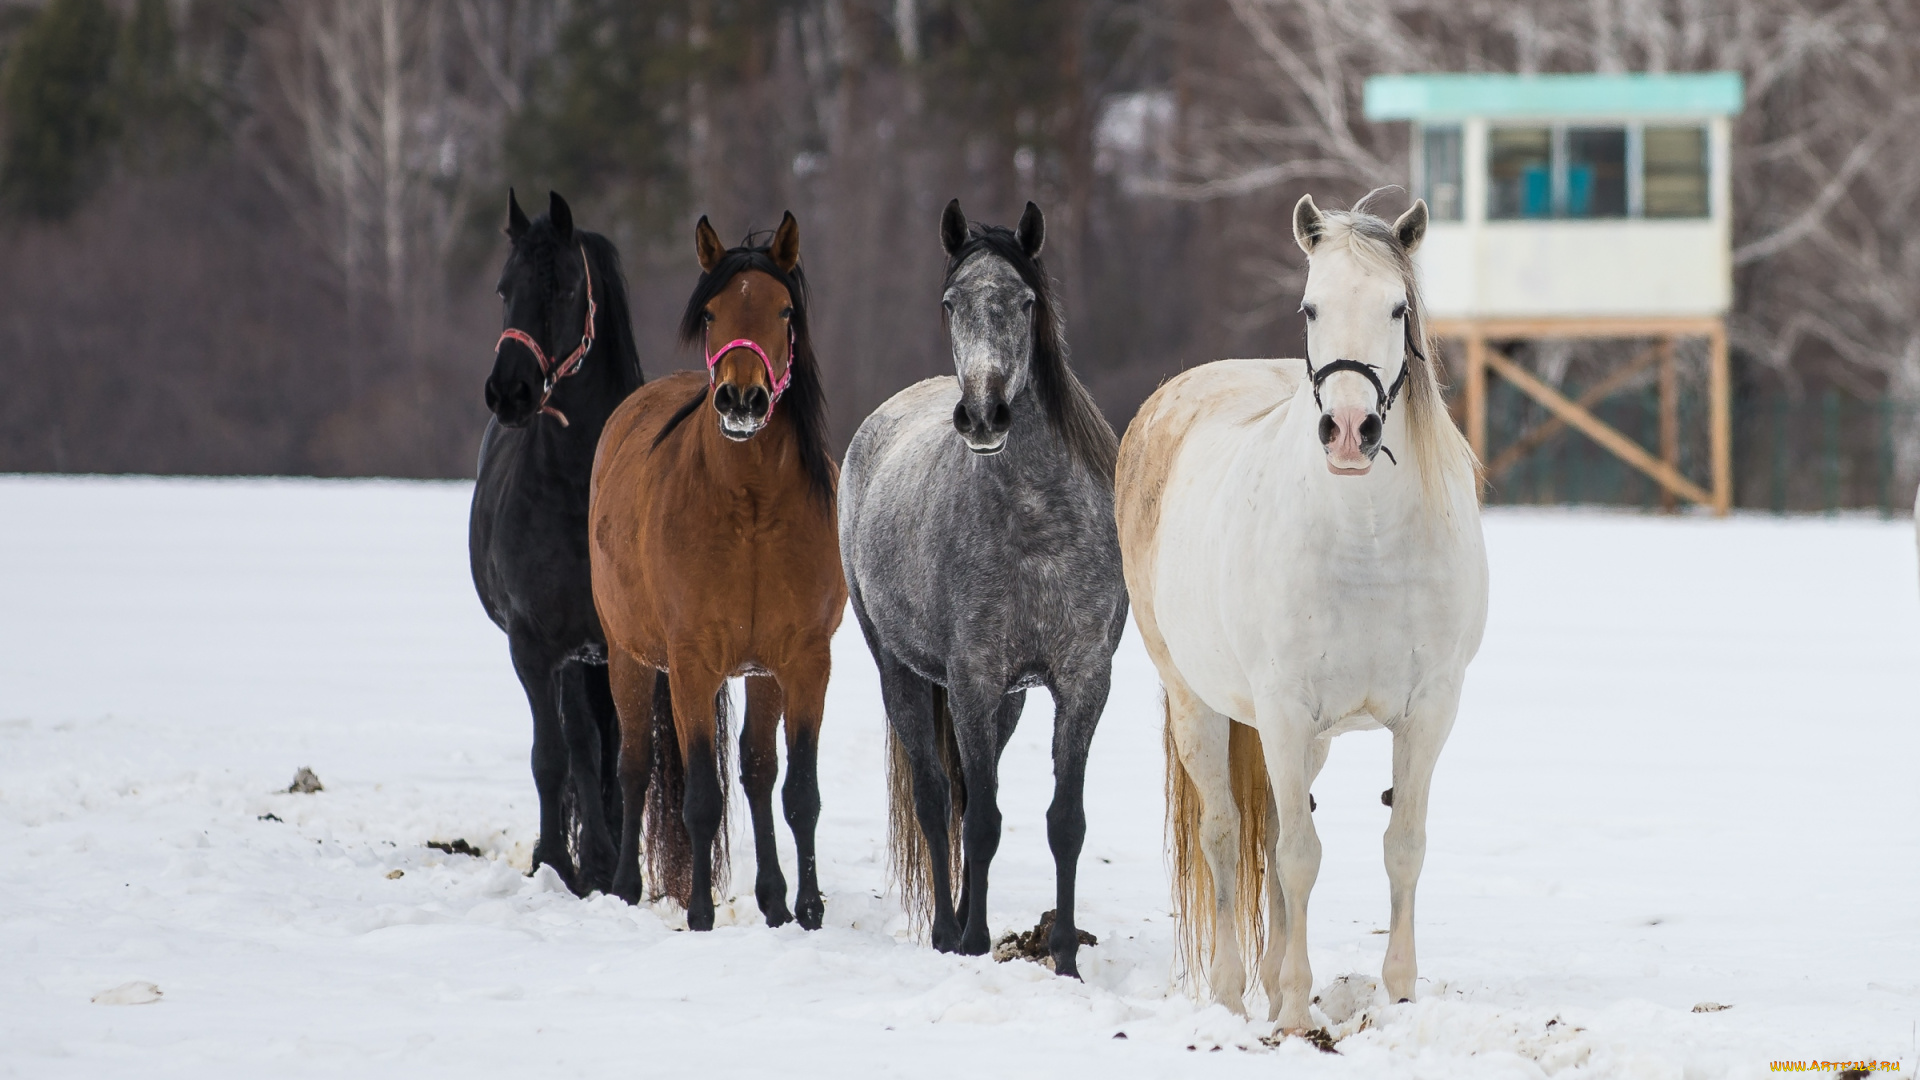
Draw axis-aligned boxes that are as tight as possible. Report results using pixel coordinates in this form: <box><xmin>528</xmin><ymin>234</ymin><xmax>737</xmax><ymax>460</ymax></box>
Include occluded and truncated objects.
<box><xmin>470</xmin><ymin>190</ymin><xmax>647</xmax><ymax>895</ymax></box>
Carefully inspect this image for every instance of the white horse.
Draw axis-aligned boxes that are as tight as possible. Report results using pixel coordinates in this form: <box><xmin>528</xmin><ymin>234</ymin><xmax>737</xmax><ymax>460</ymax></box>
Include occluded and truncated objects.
<box><xmin>1114</xmin><ymin>194</ymin><xmax>1487</xmax><ymax>1035</ymax></box>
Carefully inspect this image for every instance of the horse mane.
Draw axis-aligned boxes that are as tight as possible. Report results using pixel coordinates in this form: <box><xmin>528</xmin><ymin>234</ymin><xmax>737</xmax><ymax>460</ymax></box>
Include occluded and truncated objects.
<box><xmin>653</xmin><ymin>233</ymin><xmax>834</xmax><ymax>506</ymax></box>
<box><xmin>944</xmin><ymin>225</ymin><xmax>1119</xmax><ymax>483</ymax></box>
<box><xmin>511</xmin><ymin>216</ymin><xmax>644</xmax><ymax>393</ymax></box>
<box><xmin>580</xmin><ymin>230</ymin><xmax>645</xmax><ymax>391</ymax></box>
<box><xmin>1311</xmin><ymin>196</ymin><xmax>1477</xmax><ymax>512</ymax></box>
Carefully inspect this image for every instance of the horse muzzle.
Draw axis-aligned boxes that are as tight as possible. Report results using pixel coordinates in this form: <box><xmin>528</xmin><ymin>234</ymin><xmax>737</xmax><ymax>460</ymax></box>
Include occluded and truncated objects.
<box><xmin>952</xmin><ymin>396</ymin><xmax>1011</xmax><ymax>456</ymax></box>
<box><xmin>713</xmin><ymin>380</ymin><xmax>771</xmax><ymax>442</ymax></box>
<box><xmin>1319</xmin><ymin>405</ymin><xmax>1382</xmax><ymax>475</ymax></box>
<box><xmin>485</xmin><ymin>372</ymin><xmax>540</xmax><ymax>429</ymax></box>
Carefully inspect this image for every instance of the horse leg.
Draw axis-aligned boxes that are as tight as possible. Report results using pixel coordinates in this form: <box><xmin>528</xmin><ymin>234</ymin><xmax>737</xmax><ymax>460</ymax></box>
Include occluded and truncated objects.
<box><xmin>1254</xmin><ymin>705</ymin><xmax>1323</xmax><ymax>1035</ymax></box>
<box><xmin>1166</xmin><ymin>678</ymin><xmax>1247</xmax><ymax>1014</ymax></box>
<box><xmin>560</xmin><ymin>660</ymin><xmax>618</xmax><ymax>894</ymax></box>
<box><xmin>954</xmin><ymin>690</ymin><xmax>1021</xmax><ymax>932</ymax></box>
<box><xmin>1261</xmin><ymin>733</ymin><xmax>1330</xmax><ymax>1021</ymax></box>
<box><xmin>509</xmin><ymin>634</ymin><xmax>578</xmax><ymax>894</ymax></box>
<box><xmin>777</xmin><ymin>644</ymin><xmax>831</xmax><ymax>930</ymax></box>
<box><xmin>950</xmin><ymin>678</ymin><xmax>1009</xmax><ymax>957</ymax></box>
<box><xmin>879</xmin><ymin>654</ymin><xmax>961</xmax><ymax>950</ymax></box>
<box><xmin>1383</xmin><ymin>691</ymin><xmax>1458</xmax><ymax>1004</ymax></box>
<box><xmin>607</xmin><ymin>651</ymin><xmax>656</xmax><ymax>905</ymax></box>
<box><xmin>1044</xmin><ymin>668</ymin><xmax>1110</xmax><ymax>979</ymax></box>
<box><xmin>740</xmin><ymin>674</ymin><xmax>793</xmax><ymax>927</ymax></box>
<box><xmin>669</xmin><ymin>657</ymin><xmax>728</xmax><ymax>931</ymax></box>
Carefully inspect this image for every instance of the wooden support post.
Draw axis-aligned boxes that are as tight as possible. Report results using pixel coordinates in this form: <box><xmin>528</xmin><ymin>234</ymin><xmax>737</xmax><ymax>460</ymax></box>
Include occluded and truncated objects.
<box><xmin>1466</xmin><ymin>330</ymin><xmax>1487</xmax><ymax>464</ymax></box>
<box><xmin>1658</xmin><ymin>337</ymin><xmax>1678</xmax><ymax>513</ymax></box>
<box><xmin>1486</xmin><ymin>344</ymin><xmax>1662</xmax><ymax>479</ymax></box>
<box><xmin>1708</xmin><ymin>320</ymin><xmax>1731</xmax><ymax>516</ymax></box>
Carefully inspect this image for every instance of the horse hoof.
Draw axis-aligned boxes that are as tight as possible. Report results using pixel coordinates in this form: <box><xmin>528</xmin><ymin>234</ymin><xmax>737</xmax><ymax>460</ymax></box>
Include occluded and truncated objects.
<box><xmin>1052</xmin><ymin>953</ymin><xmax>1081</xmax><ymax>980</ymax></box>
<box><xmin>609</xmin><ymin>873</ymin><xmax>643</xmax><ymax>906</ymax></box>
<box><xmin>796</xmin><ymin>896</ymin><xmax>824</xmax><ymax>931</ymax></box>
<box><xmin>762</xmin><ymin>905</ymin><xmax>794</xmax><ymax>928</ymax></box>
<box><xmin>930</xmin><ymin>926</ymin><xmax>961</xmax><ymax>953</ymax></box>
<box><xmin>687</xmin><ymin>905</ymin><xmax>715</xmax><ymax>932</ymax></box>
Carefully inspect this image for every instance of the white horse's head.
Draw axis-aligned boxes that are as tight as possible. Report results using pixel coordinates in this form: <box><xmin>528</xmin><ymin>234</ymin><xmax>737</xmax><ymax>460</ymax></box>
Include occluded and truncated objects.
<box><xmin>1294</xmin><ymin>194</ymin><xmax>1428</xmax><ymax>476</ymax></box>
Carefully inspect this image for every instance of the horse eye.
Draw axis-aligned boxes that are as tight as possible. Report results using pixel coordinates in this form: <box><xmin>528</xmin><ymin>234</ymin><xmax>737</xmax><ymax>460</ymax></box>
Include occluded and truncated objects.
<box><xmin>941</xmin><ymin>299</ymin><xmax>953</xmax><ymax>313</ymax></box>
<box><xmin>1021</xmin><ymin>297</ymin><xmax>1034</xmax><ymax>313</ymax></box>
<box><xmin>701</xmin><ymin>310</ymin><xmax>715</xmax><ymax>324</ymax></box>
<box><xmin>1300</xmin><ymin>302</ymin><xmax>1317</xmax><ymax>321</ymax></box>
<box><xmin>1391</xmin><ymin>301</ymin><xmax>1408</xmax><ymax>320</ymax></box>
<box><xmin>780</xmin><ymin>306</ymin><xmax>793</xmax><ymax>320</ymax></box>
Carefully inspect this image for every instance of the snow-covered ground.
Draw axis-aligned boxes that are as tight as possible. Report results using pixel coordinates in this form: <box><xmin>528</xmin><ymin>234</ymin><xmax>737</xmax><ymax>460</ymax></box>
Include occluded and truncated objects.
<box><xmin>1</xmin><ymin>475</ymin><xmax>1916</xmax><ymax>1078</ymax></box>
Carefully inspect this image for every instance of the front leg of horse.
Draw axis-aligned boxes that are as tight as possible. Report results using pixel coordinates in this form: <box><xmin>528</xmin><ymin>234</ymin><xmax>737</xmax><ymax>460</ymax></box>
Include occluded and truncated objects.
<box><xmin>1255</xmin><ymin>711</ymin><xmax>1323</xmax><ymax>1036</ymax></box>
<box><xmin>671</xmin><ymin>661</ymin><xmax>728</xmax><ymax>932</ymax></box>
<box><xmin>951</xmin><ymin>684</ymin><xmax>1006</xmax><ymax>957</ymax></box>
<box><xmin>740</xmin><ymin>675</ymin><xmax>793</xmax><ymax>927</ymax></box>
<box><xmin>509</xmin><ymin>636</ymin><xmax>579</xmax><ymax>894</ymax></box>
<box><xmin>777</xmin><ymin>645</ymin><xmax>834</xmax><ymax>930</ymax></box>
<box><xmin>606</xmin><ymin>654</ymin><xmax>659</xmax><ymax>905</ymax></box>
<box><xmin>1044</xmin><ymin>672</ymin><xmax>1108</xmax><ymax>979</ymax></box>
<box><xmin>561</xmin><ymin>660</ymin><xmax>619</xmax><ymax>893</ymax></box>
<box><xmin>1383</xmin><ymin>697</ymin><xmax>1456</xmax><ymax>1004</ymax></box>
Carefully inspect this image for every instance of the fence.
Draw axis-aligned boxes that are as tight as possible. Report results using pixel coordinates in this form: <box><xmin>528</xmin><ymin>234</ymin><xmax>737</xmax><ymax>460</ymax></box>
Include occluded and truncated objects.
<box><xmin>1458</xmin><ymin>379</ymin><xmax>1917</xmax><ymax>515</ymax></box>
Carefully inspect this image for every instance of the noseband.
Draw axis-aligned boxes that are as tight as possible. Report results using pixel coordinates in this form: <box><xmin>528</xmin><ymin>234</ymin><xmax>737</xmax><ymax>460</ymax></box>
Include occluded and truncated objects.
<box><xmin>493</xmin><ymin>244</ymin><xmax>596</xmax><ymax>427</ymax></box>
<box><xmin>704</xmin><ymin>324</ymin><xmax>795</xmax><ymax>413</ymax></box>
<box><xmin>1304</xmin><ymin>321</ymin><xmax>1422</xmax><ymax>465</ymax></box>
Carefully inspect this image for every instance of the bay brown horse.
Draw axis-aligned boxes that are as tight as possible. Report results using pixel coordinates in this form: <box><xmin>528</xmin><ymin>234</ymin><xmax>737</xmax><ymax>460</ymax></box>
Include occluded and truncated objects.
<box><xmin>590</xmin><ymin>212</ymin><xmax>845</xmax><ymax>931</ymax></box>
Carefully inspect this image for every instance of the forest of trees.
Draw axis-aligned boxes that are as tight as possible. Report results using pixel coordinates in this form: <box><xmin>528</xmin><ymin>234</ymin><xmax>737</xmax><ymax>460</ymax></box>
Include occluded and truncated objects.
<box><xmin>0</xmin><ymin>0</ymin><xmax>1914</xmax><ymax>509</ymax></box>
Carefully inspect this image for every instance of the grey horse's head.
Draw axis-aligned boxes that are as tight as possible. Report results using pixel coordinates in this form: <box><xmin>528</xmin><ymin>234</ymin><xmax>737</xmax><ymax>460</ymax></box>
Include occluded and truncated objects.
<box><xmin>939</xmin><ymin>199</ymin><xmax>1047</xmax><ymax>455</ymax></box>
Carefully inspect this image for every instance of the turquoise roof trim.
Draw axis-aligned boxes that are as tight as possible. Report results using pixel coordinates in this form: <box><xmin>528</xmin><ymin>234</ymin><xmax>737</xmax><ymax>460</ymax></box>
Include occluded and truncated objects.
<box><xmin>1363</xmin><ymin>72</ymin><xmax>1744</xmax><ymax>120</ymax></box>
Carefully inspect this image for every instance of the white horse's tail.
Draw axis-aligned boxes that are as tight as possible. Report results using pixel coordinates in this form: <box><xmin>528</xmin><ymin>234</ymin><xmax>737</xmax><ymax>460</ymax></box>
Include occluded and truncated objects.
<box><xmin>887</xmin><ymin>685</ymin><xmax>965</xmax><ymax>934</ymax></box>
<box><xmin>1165</xmin><ymin>697</ymin><xmax>1269</xmax><ymax>990</ymax></box>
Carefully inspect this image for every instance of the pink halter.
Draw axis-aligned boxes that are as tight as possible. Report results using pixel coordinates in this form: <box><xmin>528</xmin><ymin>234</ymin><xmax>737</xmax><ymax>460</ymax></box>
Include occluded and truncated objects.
<box><xmin>704</xmin><ymin>324</ymin><xmax>795</xmax><ymax>411</ymax></box>
<box><xmin>493</xmin><ymin>244</ymin><xmax>596</xmax><ymax>427</ymax></box>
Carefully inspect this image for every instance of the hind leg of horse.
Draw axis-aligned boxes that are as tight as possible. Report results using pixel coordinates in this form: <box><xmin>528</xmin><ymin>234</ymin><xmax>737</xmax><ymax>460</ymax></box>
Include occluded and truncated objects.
<box><xmin>740</xmin><ymin>674</ymin><xmax>793</xmax><ymax>927</ymax></box>
<box><xmin>1044</xmin><ymin>668</ymin><xmax>1110</xmax><ymax>979</ymax></box>
<box><xmin>509</xmin><ymin>635</ymin><xmax>578</xmax><ymax>893</ymax></box>
<box><xmin>1254</xmin><ymin>704</ymin><xmax>1323</xmax><ymax>1035</ymax></box>
<box><xmin>669</xmin><ymin>657</ymin><xmax>728</xmax><ymax>931</ymax></box>
<box><xmin>560</xmin><ymin>660</ymin><xmax>619</xmax><ymax>893</ymax></box>
<box><xmin>777</xmin><ymin>645</ymin><xmax>831</xmax><ymax>930</ymax></box>
<box><xmin>878</xmin><ymin>653</ymin><xmax>961</xmax><ymax>950</ymax></box>
<box><xmin>1260</xmin><ymin>733</ymin><xmax>1330</xmax><ymax>1021</ymax></box>
<box><xmin>1166</xmin><ymin>678</ymin><xmax>1247</xmax><ymax>1013</ymax></box>
<box><xmin>1383</xmin><ymin>691</ymin><xmax>1458</xmax><ymax>1004</ymax></box>
<box><xmin>607</xmin><ymin>651</ymin><xmax>656</xmax><ymax>905</ymax></box>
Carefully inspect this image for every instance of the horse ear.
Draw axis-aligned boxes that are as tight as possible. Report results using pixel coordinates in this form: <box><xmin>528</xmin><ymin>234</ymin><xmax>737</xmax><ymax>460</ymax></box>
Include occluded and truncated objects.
<box><xmin>940</xmin><ymin>198</ymin><xmax>969</xmax><ymax>257</ymax></box>
<box><xmin>1016</xmin><ymin>201</ymin><xmax>1045</xmax><ymax>258</ymax></box>
<box><xmin>770</xmin><ymin>211</ymin><xmax>801</xmax><ymax>273</ymax></box>
<box><xmin>1394</xmin><ymin>199</ymin><xmax>1428</xmax><ymax>254</ymax></box>
<box><xmin>1293</xmin><ymin>194</ymin><xmax>1324</xmax><ymax>255</ymax></box>
<box><xmin>695</xmin><ymin>215</ymin><xmax>725</xmax><ymax>273</ymax></box>
<box><xmin>548</xmin><ymin>191</ymin><xmax>573</xmax><ymax>241</ymax></box>
<box><xmin>506</xmin><ymin>189</ymin><xmax>529</xmax><ymax>239</ymax></box>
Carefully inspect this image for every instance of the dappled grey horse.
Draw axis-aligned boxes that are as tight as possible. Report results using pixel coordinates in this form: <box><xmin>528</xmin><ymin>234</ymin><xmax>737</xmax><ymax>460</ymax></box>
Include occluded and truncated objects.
<box><xmin>839</xmin><ymin>200</ymin><xmax>1128</xmax><ymax>977</ymax></box>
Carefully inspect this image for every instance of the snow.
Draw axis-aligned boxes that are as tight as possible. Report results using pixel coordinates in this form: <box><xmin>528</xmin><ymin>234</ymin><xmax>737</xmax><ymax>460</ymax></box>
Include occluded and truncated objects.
<box><xmin>1</xmin><ymin>475</ymin><xmax>1916</xmax><ymax>1077</ymax></box>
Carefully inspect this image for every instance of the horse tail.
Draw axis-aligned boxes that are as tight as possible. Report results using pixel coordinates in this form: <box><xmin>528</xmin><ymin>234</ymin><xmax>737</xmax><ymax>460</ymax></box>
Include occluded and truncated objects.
<box><xmin>887</xmin><ymin>683</ymin><xmax>964</xmax><ymax>934</ymax></box>
<box><xmin>642</xmin><ymin>677</ymin><xmax>733</xmax><ymax>907</ymax></box>
<box><xmin>1164</xmin><ymin>697</ymin><xmax>1268</xmax><ymax>992</ymax></box>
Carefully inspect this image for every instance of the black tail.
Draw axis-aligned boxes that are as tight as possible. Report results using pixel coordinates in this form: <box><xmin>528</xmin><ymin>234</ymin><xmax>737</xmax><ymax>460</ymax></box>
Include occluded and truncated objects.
<box><xmin>887</xmin><ymin>683</ymin><xmax>966</xmax><ymax>931</ymax></box>
<box><xmin>643</xmin><ymin>677</ymin><xmax>732</xmax><ymax>907</ymax></box>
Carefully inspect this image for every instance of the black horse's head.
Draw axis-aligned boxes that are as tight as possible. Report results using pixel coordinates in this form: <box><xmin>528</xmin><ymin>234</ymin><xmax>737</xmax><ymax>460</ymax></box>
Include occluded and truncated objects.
<box><xmin>487</xmin><ymin>190</ymin><xmax>592</xmax><ymax>428</ymax></box>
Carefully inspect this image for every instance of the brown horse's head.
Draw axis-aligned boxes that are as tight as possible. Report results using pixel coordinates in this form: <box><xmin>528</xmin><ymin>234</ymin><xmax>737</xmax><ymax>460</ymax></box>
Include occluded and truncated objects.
<box><xmin>691</xmin><ymin>212</ymin><xmax>801</xmax><ymax>442</ymax></box>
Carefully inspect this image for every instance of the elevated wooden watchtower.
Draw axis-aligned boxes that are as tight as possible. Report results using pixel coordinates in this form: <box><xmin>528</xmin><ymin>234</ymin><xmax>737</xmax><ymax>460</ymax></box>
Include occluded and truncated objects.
<box><xmin>1364</xmin><ymin>72</ymin><xmax>1743</xmax><ymax>514</ymax></box>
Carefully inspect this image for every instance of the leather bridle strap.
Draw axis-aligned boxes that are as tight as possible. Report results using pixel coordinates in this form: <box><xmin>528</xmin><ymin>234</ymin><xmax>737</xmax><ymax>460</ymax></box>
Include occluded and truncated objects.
<box><xmin>493</xmin><ymin>244</ymin><xmax>596</xmax><ymax>427</ymax></box>
<box><xmin>1305</xmin><ymin>345</ymin><xmax>1412</xmax><ymax>465</ymax></box>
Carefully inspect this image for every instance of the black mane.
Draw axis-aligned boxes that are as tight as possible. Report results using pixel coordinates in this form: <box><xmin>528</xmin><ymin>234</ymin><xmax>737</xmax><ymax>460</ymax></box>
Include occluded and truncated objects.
<box><xmin>944</xmin><ymin>225</ymin><xmax>1118</xmax><ymax>481</ymax></box>
<box><xmin>510</xmin><ymin>215</ymin><xmax>644</xmax><ymax>394</ymax></box>
<box><xmin>653</xmin><ymin>234</ymin><xmax>834</xmax><ymax>506</ymax></box>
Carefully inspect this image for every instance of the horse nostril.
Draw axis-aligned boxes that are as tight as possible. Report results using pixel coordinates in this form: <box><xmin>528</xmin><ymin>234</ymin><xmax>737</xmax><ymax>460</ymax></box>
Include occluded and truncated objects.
<box><xmin>953</xmin><ymin>401</ymin><xmax>971</xmax><ymax>433</ymax></box>
<box><xmin>745</xmin><ymin>387</ymin><xmax>770</xmax><ymax>419</ymax></box>
<box><xmin>485</xmin><ymin>383</ymin><xmax>500</xmax><ymax>411</ymax></box>
<box><xmin>714</xmin><ymin>383</ymin><xmax>738</xmax><ymax>413</ymax></box>
<box><xmin>1359</xmin><ymin>415</ymin><xmax>1382</xmax><ymax>446</ymax></box>
<box><xmin>1318</xmin><ymin>414</ymin><xmax>1338</xmax><ymax>446</ymax></box>
<box><xmin>989</xmin><ymin>400</ymin><xmax>1011</xmax><ymax>432</ymax></box>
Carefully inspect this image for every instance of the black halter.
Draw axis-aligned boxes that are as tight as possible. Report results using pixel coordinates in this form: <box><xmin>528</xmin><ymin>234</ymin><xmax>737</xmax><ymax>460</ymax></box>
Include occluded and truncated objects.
<box><xmin>1303</xmin><ymin>318</ymin><xmax>1422</xmax><ymax>465</ymax></box>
